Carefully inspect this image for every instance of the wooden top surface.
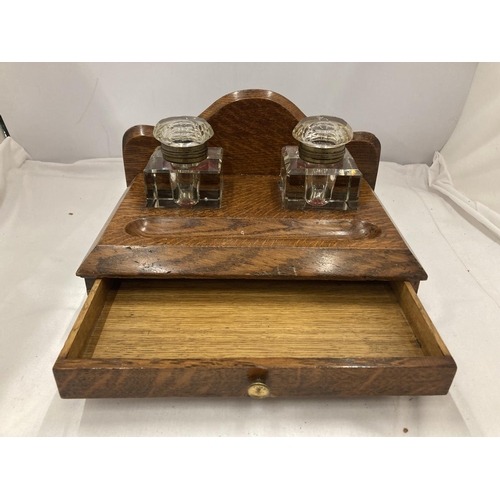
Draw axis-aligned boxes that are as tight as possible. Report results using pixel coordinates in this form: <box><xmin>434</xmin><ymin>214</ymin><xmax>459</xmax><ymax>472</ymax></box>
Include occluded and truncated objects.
<box><xmin>77</xmin><ymin>89</ymin><xmax>426</xmax><ymax>281</ymax></box>
<box><xmin>77</xmin><ymin>174</ymin><xmax>426</xmax><ymax>280</ymax></box>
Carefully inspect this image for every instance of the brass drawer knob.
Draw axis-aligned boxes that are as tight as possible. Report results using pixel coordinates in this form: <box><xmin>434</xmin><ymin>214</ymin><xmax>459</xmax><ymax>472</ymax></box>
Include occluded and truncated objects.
<box><xmin>248</xmin><ymin>381</ymin><xmax>270</xmax><ymax>399</ymax></box>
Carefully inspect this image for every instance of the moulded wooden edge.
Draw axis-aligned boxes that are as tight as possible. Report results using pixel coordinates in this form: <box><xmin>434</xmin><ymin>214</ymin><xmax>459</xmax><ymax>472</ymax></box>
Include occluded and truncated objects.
<box><xmin>122</xmin><ymin>124</ymin><xmax>159</xmax><ymax>186</ymax></box>
<box><xmin>53</xmin><ymin>279</ymin><xmax>456</xmax><ymax>399</ymax></box>
<box><xmin>122</xmin><ymin>124</ymin><xmax>155</xmax><ymax>152</ymax></box>
<box><xmin>76</xmin><ymin>246</ymin><xmax>428</xmax><ymax>282</ymax></box>
<box><xmin>347</xmin><ymin>131</ymin><xmax>381</xmax><ymax>190</ymax></box>
<box><xmin>198</xmin><ymin>89</ymin><xmax>305</xmax><ymax>123</ymax></box>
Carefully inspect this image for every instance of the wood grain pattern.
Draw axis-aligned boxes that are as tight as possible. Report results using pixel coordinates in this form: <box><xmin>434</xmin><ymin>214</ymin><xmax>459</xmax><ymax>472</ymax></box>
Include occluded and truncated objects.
<box><xmin>57</xmin><ymin>279</ymin><xmax>112</xmax><ymax>360</ymax></box>
<box><xmin>54</xmin><ymin>357</ymin><xmax>457</xmax><ymax>398</ymax></box>
<box><xmin>392</xmin><ymin>281</ymin><xmax>452</xmax><ymax>357</ymax></box>
<box><xmin>200</xmin><ymin>89</ymin><xmax>304</xmax><ymax>177</ymax></box>
<box><xmin>52</xmin><ymin>278</ymin><xmax>457</xmax><ymax>398</ymax></box>
<box><xmin>123</xmin><ymin>124</ymin><xmax>157</xmax><ymax>186</ymax></box>
<box><xmin>77</xmin><ymin>175</ymin><xmax>427</xmax><ymax>281</ymax></box>
<box><xmin>82</xmin><ymin>280</ymin><xmax>424</xmax><ymax>360</ymax></box>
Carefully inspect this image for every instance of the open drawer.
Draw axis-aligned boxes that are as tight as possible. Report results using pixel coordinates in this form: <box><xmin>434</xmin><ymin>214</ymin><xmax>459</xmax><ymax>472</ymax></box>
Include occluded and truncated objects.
<box><xmin>53</xmin><ymin>279</ymin><xmax>456</xmax><ymax>398</ymax></box>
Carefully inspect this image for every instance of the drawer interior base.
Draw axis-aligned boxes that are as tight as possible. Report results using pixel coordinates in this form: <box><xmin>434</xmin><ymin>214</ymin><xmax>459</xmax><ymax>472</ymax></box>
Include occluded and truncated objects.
<box><xmin>77</xmin><ymin>280</ymin><xmax>428</xmax><ymax>360</ymax></box>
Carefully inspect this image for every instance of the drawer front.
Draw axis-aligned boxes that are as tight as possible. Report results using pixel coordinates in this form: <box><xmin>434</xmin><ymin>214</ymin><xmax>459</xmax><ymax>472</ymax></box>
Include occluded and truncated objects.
<box><xmin>53</xmin><ymin>279</ymin><xmax>456</xmax><ymax>399</ymax></box>
<box><xmin>54</xmin><ymin>358</ymin><xmax>456</xmax><ymax>399</ymax></box>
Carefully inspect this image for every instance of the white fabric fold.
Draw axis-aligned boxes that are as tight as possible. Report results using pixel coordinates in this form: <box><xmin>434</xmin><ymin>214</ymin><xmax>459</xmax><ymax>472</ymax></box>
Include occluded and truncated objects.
<box><xmin>1</xmin><ymin>138</ymin><xmax>499</xmax><ymax>436</ymax></box>
<box><xmin>0</xmin><ymin>137</ymin><xmax>31</xmax><ymax>205</ymax></box>
<box><xmin>428</xmin><ymin>151</ymin><xmax>500</xmax><ymax>240</ymax></box>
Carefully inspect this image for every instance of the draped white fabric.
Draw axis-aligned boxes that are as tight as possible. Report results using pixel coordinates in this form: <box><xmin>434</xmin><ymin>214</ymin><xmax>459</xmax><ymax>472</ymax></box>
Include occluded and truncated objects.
<box><xmin>1</xmin><ymin>139</ymin><xmax>499</xmax><ymax>436</ymax></box>
<box><xmin>428</xmin><ymin>151</ymin><xmax>500</xmax><ymax>240</ymax></box>
<box><xmin>440</xmin><ymin>63</ymin><xmax>500</xmax><ymax>215</ymax></box>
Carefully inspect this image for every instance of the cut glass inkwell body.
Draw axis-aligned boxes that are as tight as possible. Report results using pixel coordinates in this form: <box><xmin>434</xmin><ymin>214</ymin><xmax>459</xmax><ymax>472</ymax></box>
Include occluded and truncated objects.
<box><xmin>281</xmin><ymin>116</ymin><xmax>362</xmax><ymax>210</ymax></box>
<box><xmin>144</xmin><ymin>116</ymin><xmax>223</xmax><ymax>208</ymax></box>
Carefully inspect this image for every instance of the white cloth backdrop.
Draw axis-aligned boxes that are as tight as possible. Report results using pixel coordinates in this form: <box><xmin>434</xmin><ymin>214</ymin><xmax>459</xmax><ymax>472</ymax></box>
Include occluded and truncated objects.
<box><xmin>440</xmin><ymin>62</ymin><xmax>500</xmax><ymax>214</ymax></box>
<box><xmin>426</xmin><ymin>62</ymin><xmax>500</xmax><ymax>240</ymax></box>
<box><xmin>1</xmin><ymin>136</ymin><xmax>499</xmax><ymax>436</ymax></box>
<box><xmin>429</xmin><ymin>152</ymin><xmax>500</xmax><ymax>239</ymax></box>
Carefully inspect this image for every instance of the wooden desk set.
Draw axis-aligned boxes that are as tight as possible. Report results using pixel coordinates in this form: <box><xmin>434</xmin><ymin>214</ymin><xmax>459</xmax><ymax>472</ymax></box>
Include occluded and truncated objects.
<box><xmin>53</xmin><ymin>90</ymin><xmax>457</xmax><ymax>399</ymax></box>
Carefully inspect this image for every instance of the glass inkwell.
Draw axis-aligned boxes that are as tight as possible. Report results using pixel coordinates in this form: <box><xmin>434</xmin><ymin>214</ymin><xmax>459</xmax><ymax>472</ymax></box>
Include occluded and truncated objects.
<box><xmin>144</xmin><ymin>116</ymin><xmax>223</xmax><ymax>208</ymax></box>
<box><xmin>281</xmin><ymin>116</ymin><xmax>362</xmax><ymax>209</ymax></box>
